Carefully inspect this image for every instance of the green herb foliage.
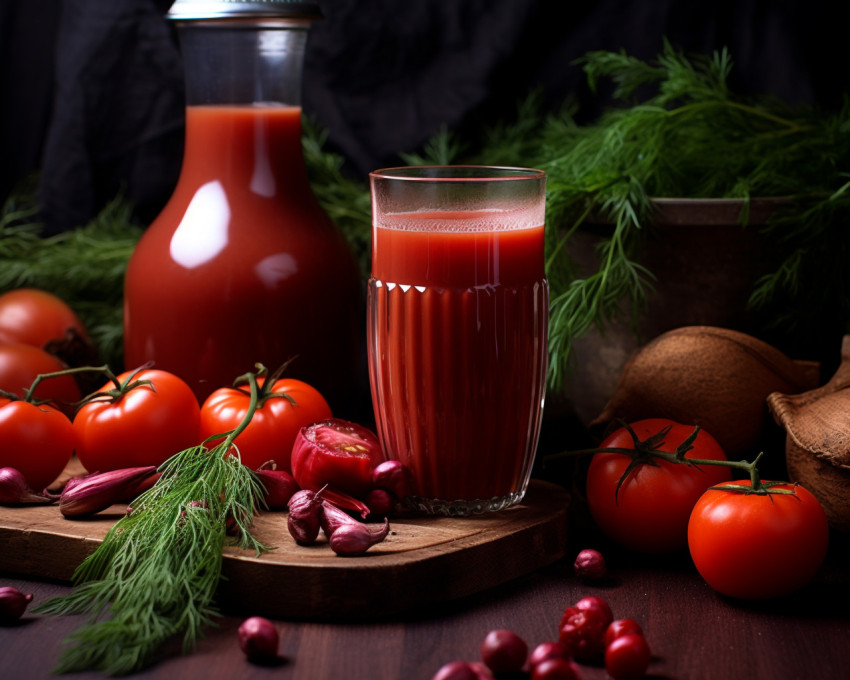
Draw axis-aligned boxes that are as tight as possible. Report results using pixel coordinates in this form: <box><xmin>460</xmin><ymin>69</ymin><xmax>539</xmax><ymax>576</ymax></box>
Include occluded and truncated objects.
<box><xmin>34</xmin><ymin>378</ymin><xmax>268</xmax><ymax>675</ymax></box>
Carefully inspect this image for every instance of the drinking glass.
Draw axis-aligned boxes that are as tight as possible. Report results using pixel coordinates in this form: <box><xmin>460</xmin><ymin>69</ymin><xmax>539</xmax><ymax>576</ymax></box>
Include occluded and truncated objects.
<box><xmin>368</xmin><ymin>166</ymin><xmax>548</xmax><ymax>515</ymax></box>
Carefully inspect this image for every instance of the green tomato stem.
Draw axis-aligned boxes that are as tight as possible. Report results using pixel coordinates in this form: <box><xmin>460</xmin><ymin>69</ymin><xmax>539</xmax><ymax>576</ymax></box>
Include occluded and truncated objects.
<box><xmin>547</xmin><ymin>422</ymin><xmax>794</xmax><ymax>497</ymax></box>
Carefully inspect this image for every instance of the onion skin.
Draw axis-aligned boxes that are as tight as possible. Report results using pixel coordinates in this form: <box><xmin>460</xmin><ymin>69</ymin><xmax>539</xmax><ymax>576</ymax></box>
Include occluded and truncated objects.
<box><xmin>255</xmin><ymin>469</ymin><xmax>299</xmax><ymax>510</ymax></box>
<box><xmin>593</xmin><ymin>326</ymin><xmax>820</xmax><ymax>457</ymax></box>
<box><xmin>237</xmin><ymin>616</ymin><xmax>279</xmax><ymax>661</ymax></box>
<box><xmin>287</xmin><ymin>489</ymin><xmax>323</xmax><ymax>544</ymax></box>
<box><xmin>328</xmin><ymin>518</ymin><xmax>390</xmax><ymax>556</ymax></box>
<box><xmin>59</xmin><ymin>466</ymin><xmax>158</xmax><ymax>517</ymax></box>
<box><xmin>0</xmin><ymin>467</ymin><xmax>56</xmax><ymax>505</ymax></box>
<box><xmin>0</xmin><ymin>586</ymin><xmax>33</xmax><ymax>621</ymax></box>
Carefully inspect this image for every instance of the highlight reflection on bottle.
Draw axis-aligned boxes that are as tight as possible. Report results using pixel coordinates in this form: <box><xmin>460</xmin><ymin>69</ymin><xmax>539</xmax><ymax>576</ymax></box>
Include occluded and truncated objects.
<box><xmin>368</xmin><ymin>167</ymin><xmax>548</xmax><ymax>516</ymax></box>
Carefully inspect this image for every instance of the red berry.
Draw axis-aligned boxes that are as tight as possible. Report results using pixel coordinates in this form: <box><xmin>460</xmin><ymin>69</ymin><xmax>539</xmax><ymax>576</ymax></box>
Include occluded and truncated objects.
<box><xmin>529</xmin><ymin>640</ymin><xmax>572</xmax><ymax>668</ymax></box>
<box><xmin>531</xmin><ymin>658</ymin><xmax>582</xmax><ymax>680</ymax></box>
<box><xmin>480</xmin><ymin>629</ymin><xmax>528</xmax><ymax>674</ymax></box>
<box><xmin>605</xmin><ymin>633</ymin><xmax>651</xmax><ymax>680</ymax></box>
<box><xmin>574</xmin><ymin>595</ymin><xmax>613</xmax><ymax>626</ymax></box>
<box><xmin>605</xmin><ymin>618</ymin><xmax>644</xmax><ymax>647</ymax></box>
<box><xmin>559</xmin><ymin>605</ymin><xmax>608</xmax><ymax>660</ymax></box>
<box><xmin>431</xmin><ymin>661</ymin><xmax>480</xmax><ymax>680</ymax></box>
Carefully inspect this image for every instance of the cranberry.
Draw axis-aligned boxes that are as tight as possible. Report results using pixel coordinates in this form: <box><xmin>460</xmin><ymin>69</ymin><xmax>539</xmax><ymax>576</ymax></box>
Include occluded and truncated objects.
<box><xmin>605</xmin><ymin>618</ymin><xmax>644</xmax><ymax>647</ymax></box>
<box><xmin>605</xmin><ymin>633</ymin><xmax>651</xmax><ymax>680</ymax></box>
<box><xmin>480</xmin><ymin>629</ymin><xmax>528</xmax><ymax>674</ymax></box>
<box><xmin>431</xmin><ymin>661</ymin><xmax>479</xmax><ymax>680</ymax></box>
<box><xmin>559</xmin><ymin>605</ymin><xmax>609</xmax><ymax>660</ymax></box>
<box><xmin>528</xmin><ymin>640</ymin><xmax>572</xmax><ymax>668</ymax></box>
<box><xmin>531</xmin><ymin>658</ymin><xmax>582</xmax><ymax>680</ymax></box>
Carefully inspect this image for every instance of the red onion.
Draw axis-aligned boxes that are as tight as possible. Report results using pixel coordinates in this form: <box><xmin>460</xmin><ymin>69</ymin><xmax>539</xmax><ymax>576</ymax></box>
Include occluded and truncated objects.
<box><xmin>0</xmin><ymin>467</ymin><xmax>56</xmax><ymax>505</ymax></box>
<box><xmin>255</xmin><ymin>469</ymin><xmax>299</xmax><ymax>510</ymax></box>
<box><xmin>0</xmin><ymin>586</ymin><xmax>33</xmax><ymax>621</ymax></box>
<box><xmin>59</xmin><ymin>466</ymin><xmax>158</xmax><ymax>517</ymax></box>
<box><xmin>237</xmin><ymin>616</ymin><xmax>279</xmax><ymax>661</ymax></box>
<box><xmin>371</xmin><ymin>459</ymin><xmax>412</xmax><ymax>499</ymax></box>
<box><xmin>365</xmin><ymin>487</ymin><xmax>397</xmax><ymax>517</ymax></box>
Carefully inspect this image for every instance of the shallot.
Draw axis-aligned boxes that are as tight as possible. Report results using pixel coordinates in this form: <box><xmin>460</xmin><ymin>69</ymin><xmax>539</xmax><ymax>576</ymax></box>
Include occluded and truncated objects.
<box><xmin>237</xmin><ymin>616</ymin><xmax>279</xmax><ymax>661</ymax></box>
<box><xmin>365</xmin><ymin>487</ymin><xmax>396</xmax><ymax>517</ymax></box>
<box><xmin>320</xmin><ymin>499</ymin><xmax>360</xmax><ymax>537</ymax></box>
<box><xmin>287</xmin><ymin>488</ymin><xmax>323</xmax><ymax>544</ymax></box>
<box><xmin>371</xmin><ymin>459</ymin><xmax>411</xmax><ymax>499</ymax></box>
<box><xmin>59</xmin><ymin>466</ymin><xmax>158</xmax><ymax>517</ymax></box>
<box><xmin>255</xmin><ymin>468</ymin><xmax>299</xmax><ymax>510</ymax></box>
<box><xmin>0</xmin><ymin>467</ymin><xmax>55</xmax><ymax>505</ymax></box>
<box><xmin>328</xmin><ymin>517</ymin><xmax>390</xmax><ymax>556</ymax></box>
<box><xmin>0</xmin><ymin>586</ymin><xmax>33</xmax><ymax>621</ymax></box>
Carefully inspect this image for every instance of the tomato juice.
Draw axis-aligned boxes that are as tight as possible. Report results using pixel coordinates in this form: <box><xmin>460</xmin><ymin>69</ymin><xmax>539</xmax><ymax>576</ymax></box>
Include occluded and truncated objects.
<box><xmin>124</xmin><ymin>105</ymin><xmax>361</xmax><ymax>406</ymax></box>
<box><xmin>368</xmin><ymin>207</ymin><xmax>548</xmax><ymax>513</ymax></box>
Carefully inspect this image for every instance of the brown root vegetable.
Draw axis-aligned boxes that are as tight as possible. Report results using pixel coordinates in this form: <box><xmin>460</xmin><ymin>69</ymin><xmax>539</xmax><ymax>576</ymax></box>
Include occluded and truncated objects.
<box><xmin>768</xmin><ymin>335</ymin><xmax>850</xmax><ymax>532</ymax></box>
<box><xmin>592</xmin><ymin>326</ymin><xmax>820</xmax><ymax>457</ymax></box>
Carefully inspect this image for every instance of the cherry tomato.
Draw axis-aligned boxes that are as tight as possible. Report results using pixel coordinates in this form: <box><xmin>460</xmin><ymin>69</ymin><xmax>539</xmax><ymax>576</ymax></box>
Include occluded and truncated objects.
<box><xmin>200</xmin><ymin>377</ymin><xmax>331</xmax><ymax>472</ymax></box>
<box><xmin>604</xmin><ymin>633</ymin><xmax>651</xmax><ymax>680</ymax></box>
<box><xmin>291</xmin><ymin>419</ymin><xmax>384</xmax><ymax>497</ymax></box>
<box><xmin>74</xmin><ymin>369</ymin><xmax>201</xmax><ymax>472</ymax></box>
<box><xmin>0</xmin><ymin>398</ymin><xmax>75</xmax><ymax>490</ymax></box>
<box><xmin>586</xmin><ymin>418</ymin><xmax>732</xmax><ymax>553</ymax></box>
<box><xmin>0</xmin><ymin>288</ymin><xmax>88</xmax><ymax>348</ymax></box>
<box><xmin>0</xmin><ymin>342</ymin><xmax>81</xmax><ymax>408</ymax></box>
<box><xmin>688</xmin><ymin>480</ymin><xmax>829</xmax><ymax>599</ymax></box>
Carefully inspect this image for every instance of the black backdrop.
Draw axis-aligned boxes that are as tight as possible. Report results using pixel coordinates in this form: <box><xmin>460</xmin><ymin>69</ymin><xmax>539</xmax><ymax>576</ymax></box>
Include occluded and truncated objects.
<box><xmin>0</xmin><ymin>0</ymin><xmax>843</xmax><ymax>235</ymax></box>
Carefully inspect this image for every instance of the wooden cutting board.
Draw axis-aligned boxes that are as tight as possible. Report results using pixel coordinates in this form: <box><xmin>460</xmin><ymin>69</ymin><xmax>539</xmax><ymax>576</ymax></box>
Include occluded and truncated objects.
<box><xmin>0</xmin><ymin>480</ymin><xmax>569</xmax><ymax>621</ymax></box>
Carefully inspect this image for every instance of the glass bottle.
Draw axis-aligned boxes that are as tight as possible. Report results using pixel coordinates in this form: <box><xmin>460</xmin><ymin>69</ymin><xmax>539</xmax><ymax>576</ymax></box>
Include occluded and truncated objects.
<box><xmin>124</xmin><ymin>0</ymin><xmax>361</xmax><ymax>409</ymax></box>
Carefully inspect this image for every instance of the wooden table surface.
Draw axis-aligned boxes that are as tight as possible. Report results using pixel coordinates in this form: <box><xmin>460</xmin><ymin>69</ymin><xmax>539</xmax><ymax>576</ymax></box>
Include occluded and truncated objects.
<box><xmin>3</xmin><ymin>494</ymin><xmax>848</xmax><ymax>680</ymax></box>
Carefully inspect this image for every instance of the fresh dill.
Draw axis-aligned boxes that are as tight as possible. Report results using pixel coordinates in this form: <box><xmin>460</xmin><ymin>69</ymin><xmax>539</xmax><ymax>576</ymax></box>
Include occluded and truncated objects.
<box><xmin>34</xmin><ymin>369</ymin><xmax>270</xmax><ymax>676</ymax></box>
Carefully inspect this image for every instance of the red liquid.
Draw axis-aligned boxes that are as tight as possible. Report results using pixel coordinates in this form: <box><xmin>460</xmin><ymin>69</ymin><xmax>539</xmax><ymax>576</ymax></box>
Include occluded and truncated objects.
<box><xmin>368</xmin><ymin>210</ymin><xmax>548</xmax><ymax>510</ymax></box>
<box><xmin>124</xmin><ymin>105</ymin><xmax>360</xmax><ymax>406</ymax></box>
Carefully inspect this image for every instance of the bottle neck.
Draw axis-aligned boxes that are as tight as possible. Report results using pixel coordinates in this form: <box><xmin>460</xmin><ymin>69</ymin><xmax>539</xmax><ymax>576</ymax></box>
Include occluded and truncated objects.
<box><xmin>177</xmin><ymin>23</ymin><xmax>309</xmax><ymax>107</ymax></box>
<box><xmin>175</xmin><ymin>23</ymin><xmax>312</xmax><ymax>196</ymax></box>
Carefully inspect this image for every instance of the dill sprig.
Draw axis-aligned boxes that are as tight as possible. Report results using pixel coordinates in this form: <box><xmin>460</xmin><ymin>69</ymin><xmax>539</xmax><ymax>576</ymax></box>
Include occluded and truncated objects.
<box><xmin>35</xmin><ymin>368</ymin><xmax>270</xmax><ymax>676</ymax></box>
<box><xmin>536</xmin><ymin>40</ymin><xmax>850</xmax><ymax>388</ymax></box>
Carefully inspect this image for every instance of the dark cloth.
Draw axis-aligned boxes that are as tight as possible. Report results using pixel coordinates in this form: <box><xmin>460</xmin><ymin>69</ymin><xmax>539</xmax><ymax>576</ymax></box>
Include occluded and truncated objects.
<box><xmin>0</xmin><ymin>0</ymin><xmax>841</xmax><ymax>234</ymax></box>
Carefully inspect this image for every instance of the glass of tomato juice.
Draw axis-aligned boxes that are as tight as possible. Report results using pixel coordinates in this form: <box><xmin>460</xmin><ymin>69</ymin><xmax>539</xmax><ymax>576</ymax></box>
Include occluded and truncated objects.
<box><xmin>367</xmin><ymin>166</ymin><xmax>548</xmax><ymax>515</ymax></box>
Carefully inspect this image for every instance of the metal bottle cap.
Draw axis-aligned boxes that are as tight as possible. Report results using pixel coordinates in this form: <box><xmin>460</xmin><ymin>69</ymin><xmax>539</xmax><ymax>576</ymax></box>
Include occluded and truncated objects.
<box><xmin>166</xmin><ymin>0</ymin><xmax>323</xmax><ymax>21</ymax></box>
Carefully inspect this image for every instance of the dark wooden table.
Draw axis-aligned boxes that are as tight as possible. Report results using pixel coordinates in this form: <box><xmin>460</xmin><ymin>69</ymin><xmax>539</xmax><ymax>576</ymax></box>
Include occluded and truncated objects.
<box><xmin>3</xmin><ymin>497</ymin><xmax>848</xmax><ymax>680</ymax></box>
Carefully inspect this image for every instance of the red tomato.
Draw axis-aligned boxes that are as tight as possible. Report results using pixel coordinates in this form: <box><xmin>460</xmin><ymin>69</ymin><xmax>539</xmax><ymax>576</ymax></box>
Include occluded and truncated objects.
<box><xmin>74</xmin><ymin>369</ymin><xmax>201</xmax><ymax>472</ymax></box>
<box><xmin>290</xmin><ymin>419</ymin><xmax>383</xmax><ymax>497</ymax></box>
<box><xmin>0</xmin><ymin>288</ymin><xmax>88</xmax><ymax>347</ymax></box>
<box><xmin>586</xmin><ymin>418</ymin><xmax>732</xmax><ymax>553</ymax></box>
<box><xmin>688</xmin><ymin>480</ymin><xmax>829</xmax><ymax>599</ymax></box>
<box><xmin>199</xmin><ymin>378</ymin><xmax>331</xmax><ymax>472</ymax></box>
<box><xmin>0</xmin><ymin>342</ymin><xmax>81</xmax><ymax>408</ymax></box>
<box><xmin>0</xmin><ymin>398</ymin><xmax>75</xmax><ymax>490</ymax></box>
